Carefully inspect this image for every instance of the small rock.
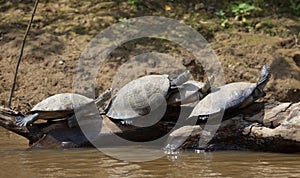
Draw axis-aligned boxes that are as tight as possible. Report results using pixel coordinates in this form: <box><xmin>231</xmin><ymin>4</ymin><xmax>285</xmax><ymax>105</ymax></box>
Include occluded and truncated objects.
<box><xmin>58</xmin><ymin>60</ymin><xmax>64</xmax><ymax>65</ymax></box>
<box><xmin>255</xmin><ymin>23</ymin><xmax>262</xmax><ymax>29</ymax></box>
<box><xmin>194</xmin><ymin>3</ymin><xmax>205</xmax><ymax>11</ymax></box>
<box><xmin>293</xmin><ymin>54</ymin><xmax>300</xmax><ymax>67</ymax></box>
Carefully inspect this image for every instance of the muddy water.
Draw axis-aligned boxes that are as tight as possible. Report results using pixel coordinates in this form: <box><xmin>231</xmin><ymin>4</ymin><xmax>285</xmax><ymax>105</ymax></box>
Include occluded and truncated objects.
<box><xmin>1</xmin><ymin>127</ymin><xmax>300</xmax><ymax>178</ymax></box>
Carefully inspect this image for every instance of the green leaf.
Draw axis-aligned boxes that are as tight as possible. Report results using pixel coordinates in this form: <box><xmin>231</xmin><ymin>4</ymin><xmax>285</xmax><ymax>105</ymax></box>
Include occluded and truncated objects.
<box><xmin>242</xmin><ymin>17</ymin><xmax>247</xmax><ymax>23</ymax></box>
<box><xmin>221</xmin><ymin>19</ymin><xmax>228</xmax><ymax>27</ymax></box>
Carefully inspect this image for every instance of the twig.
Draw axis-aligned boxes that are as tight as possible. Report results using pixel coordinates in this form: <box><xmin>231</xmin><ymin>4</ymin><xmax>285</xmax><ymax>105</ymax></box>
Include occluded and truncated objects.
<box><xmin>7</xmin><ymin>0</ymin><xmax>40</xmax><ymax>108</ymax></box>
<box><xmin>294</xmin><ymin>34</ymin><xmax>299</xmax><ymax>47</ymax></box>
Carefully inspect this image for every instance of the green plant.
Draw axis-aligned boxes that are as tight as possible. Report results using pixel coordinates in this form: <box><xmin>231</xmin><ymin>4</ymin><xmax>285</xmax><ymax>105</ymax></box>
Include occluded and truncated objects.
<box><xmin>127</xmin><ymin>0</ymin><xmax>135</xmax><ymax>5</ymax></box>
<box><xmin>290</xmin><ymin>0</ymin><xmax>300</xmax><ymax>15</ymax></box>
<box><xmin>215</xmin><ymin>9</ymin><xmax>225</xmax><ymax>17</ymax></box>
<box><xmin>215</xmin><ymin>10</ymin><xmax>229</xmax><ymax>27</ymax></box>
<box><xmin>128</xmin><ymin>0</ymin><xmax>141</xmax><ymax>6</ymax></box>
<box><xmin>127</xmin><ymin>0</ymin><xmax>144</xmax><ymax>10</ymax></box>
<box><xmin>230</xmin><ymin>2</ymin><xmax>261</xmax><ymax>23</ymax></box>
<box><xmin>118</xmin><ymin>18</ymin><xmax>128</xmax><ymax>23</ymax></box>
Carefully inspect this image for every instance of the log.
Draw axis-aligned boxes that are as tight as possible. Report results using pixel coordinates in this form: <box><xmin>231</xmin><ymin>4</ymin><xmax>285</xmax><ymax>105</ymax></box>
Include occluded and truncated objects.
<box><xmin>0</xmin><ymin>102</ymin><xmax>299</xmax><ymax>153</ymax></box>
<box><xmin>0</xmin><ymin>108</ymin><xmax>42</xmax><ymax>142</ymax></box>
<box><xmin>165</xmin><ymin>102</ymin><xmax>300</xmax><ymax>153</ymax></box>
<box><xmin>0</xmin><ymin>106</ymin><xmax>177</xmax><ymax>149</ymax></box>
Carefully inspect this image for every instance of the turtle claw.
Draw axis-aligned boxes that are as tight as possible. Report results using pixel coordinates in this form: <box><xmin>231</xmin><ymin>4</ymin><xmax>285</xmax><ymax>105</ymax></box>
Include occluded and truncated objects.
<box><xmin>120</xmin><ymin>120</ymin><xmax>133</xmax><ymax>125</ymax></box>
<box><xmin>15</xmin><ymin>113</ymin><xmax>39</xmax><ymax>127</ymax></box>
<box><xmin>198</xmin><ymin>115</ymin><xmax>209</xmax><ymax>121</ymax></box>
<box><xmin>15</xmin><ymin>116</ymin><xmax>29</xmax><ymax>126</ymax></box>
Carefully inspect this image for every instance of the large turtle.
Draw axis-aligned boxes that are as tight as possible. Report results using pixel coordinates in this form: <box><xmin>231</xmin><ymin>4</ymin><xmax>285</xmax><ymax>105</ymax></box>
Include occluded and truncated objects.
<box><xmin>106</xmin><ymin>71</ymin><xmax>193</xmax><ymax>125</ymax></box>
<box><xmin>167</xmin><ymin>77</ymin><xmax>214</xmax><ymax>107</ymax></box>
<box><xmin>188</xmin><ymin>64</ymin><xmax>271</xmax><ymax>121</ymax></box>
<box><xmin>16</xmin><ymin>88</ymin><xmax>112</xmax><ymax>127</ymax></box>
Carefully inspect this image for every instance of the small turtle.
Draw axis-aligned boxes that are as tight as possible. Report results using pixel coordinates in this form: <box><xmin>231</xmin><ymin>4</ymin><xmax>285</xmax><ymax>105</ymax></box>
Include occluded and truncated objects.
<box><xmin>167</xmin><ymin>76</ymin><xmax>214</xmax><ymax>106</ymax></box>
<box><xmin>16</xmin><ymin>88</ymin><xmax>112</xmax><ymax>127</ymax></box>
<box><xmin>106</xmin><ymin>71</ymin><xmax>191</xmax><ymax>125</ymax></box>
<box><xmin>188</xmin><ymin>64</ymin><xmax>271</xmax><ymax>121</ymax></box>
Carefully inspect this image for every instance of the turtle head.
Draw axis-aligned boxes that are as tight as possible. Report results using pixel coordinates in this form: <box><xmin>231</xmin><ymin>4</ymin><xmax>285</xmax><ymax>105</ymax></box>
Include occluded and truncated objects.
<box><xmin>95</xmin><ymin>88</ymin><xmax>113</xmax><ymax>107</ymax></box>
<box><xmin>252</xmin><ymin>64</ymin><xmax>271</xmax><ymax>100</ymax></box>
<box><xmin>257</xmin><ymin>64</ymin><xmax>271</xmax><ymax>90</ymax></box>
<box><xmin>102</xmin><ymin>88</ymin><xmax>113</xmax><ymax>99</ymax></box>
<box><xmin>201</xmin><ymin>75</ymin><xmax>214</xmax><ymax>95</ymax></box>
<box><xmin>170</xmin><ymin>70</ymin><xmax>191</xmax><ymax>87</ymax></box>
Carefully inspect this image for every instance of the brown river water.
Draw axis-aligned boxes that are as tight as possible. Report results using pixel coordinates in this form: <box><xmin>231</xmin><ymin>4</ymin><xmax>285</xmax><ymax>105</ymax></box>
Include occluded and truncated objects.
<box><xmin>1</xmin><ymin>127</ymin><xmax>300</xmax><ymax>178</ymax></box>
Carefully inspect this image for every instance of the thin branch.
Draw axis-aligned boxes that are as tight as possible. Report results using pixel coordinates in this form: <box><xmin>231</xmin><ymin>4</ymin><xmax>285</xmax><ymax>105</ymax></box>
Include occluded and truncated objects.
<box><xmin>7</xmin><ymin>0</ymin><xmax>40</xmax><ymax>108</ymax></box>
<box><xmin>294</xmin><ymin>34</ymin><xmax>299</xmax><ymax>47</ymax></box>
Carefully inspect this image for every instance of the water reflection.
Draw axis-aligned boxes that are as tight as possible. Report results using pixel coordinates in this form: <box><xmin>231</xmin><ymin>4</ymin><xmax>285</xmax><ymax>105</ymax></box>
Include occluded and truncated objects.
<box><xmin>1</xmin><ymin>127</ymin><xmax>300</xmax><ymax>177</ymax></box>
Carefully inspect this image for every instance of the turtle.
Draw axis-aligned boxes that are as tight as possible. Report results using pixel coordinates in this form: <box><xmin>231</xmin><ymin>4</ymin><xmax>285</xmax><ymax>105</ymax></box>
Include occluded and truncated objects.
<box><xmin>188</xmin><ymin>64</ymin><xmax>271</xmax><ymax>122</ymax></box>
<box><xmin>167</xmin><ymin>76</ymin><xmax>214</xmax><ymax>107</ymax></box>
<box><xmin>105</xmin><ymin>71</ymin><xmax>192</xmax><ymax>125</ymax></box>
<box><xmin>15</xmin><ymin>88</ymin><xmax>112</xmax><ymax>127</ymax></box>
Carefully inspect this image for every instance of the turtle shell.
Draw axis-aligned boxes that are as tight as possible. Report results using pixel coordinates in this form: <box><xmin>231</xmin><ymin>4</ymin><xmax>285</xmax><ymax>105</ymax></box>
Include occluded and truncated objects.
<box><xmin>189</xmin><ymin>82</ymin><xmax>256</xmax><ymax>118</ymax></box>
<box><xmin>106</xmin><ymin>75</ymin><xmax>170</xmax><ymax>120</ymax></box>
<box><xmin>30</xmin><ymin>93</ymin><xmax>94</xmax><ymax>119</ymax></box>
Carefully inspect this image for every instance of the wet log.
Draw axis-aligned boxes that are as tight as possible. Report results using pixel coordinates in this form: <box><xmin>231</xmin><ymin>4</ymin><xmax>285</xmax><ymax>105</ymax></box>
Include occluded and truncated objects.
<box><xmin>165</xmin><ymin>102</ymin><xmax>300</xmax><ymax>153</ymax></box>
<box><xmin>1</xmin><ymin>102</ymin><xmax>300</xmax><ymax>153</ymax></box>
<box><xmin>0</xmin><ymin>107</ymin><xmax>176</xmax><ymax>149</ymax></box>
<box><xmin>0</xmin><ymin>108</ymin><xmax>42</xmax><ymax>142</ymax></box>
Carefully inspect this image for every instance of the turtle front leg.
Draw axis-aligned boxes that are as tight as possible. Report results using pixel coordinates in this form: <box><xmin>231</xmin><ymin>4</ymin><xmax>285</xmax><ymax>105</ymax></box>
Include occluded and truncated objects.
<box><xmin>67</xmin><ymin>114</ymin><xmax>78</xmax><ymax>128</ymax></box>
<box><xmin>15</xmin><ymin>113</ymin><xmax>39</xmax><ymax>126</ymax></box>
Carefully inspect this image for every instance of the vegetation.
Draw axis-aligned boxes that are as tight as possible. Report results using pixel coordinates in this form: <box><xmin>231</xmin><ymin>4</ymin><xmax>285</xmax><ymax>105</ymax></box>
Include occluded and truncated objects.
<box><xmin>289</xmin><ymin>0</ymin><xmax>300</xmax><ymax>15</ymax></box>
<box><xmin>230</xmin><ymin>2</ymin><xmax>261</xmax><ymax>23</ymax></box>
<box><xmin>211</xmin><ymin>0</ymin><xmax>299</xmax><ymax>36</ymax></box>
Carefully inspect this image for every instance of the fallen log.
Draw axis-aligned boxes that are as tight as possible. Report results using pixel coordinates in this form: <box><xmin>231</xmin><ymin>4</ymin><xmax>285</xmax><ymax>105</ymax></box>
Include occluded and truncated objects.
<box><xmin>0</xmin><ymin>102</ymin><xmax>299</xmax><ymax>153</ymax></box>
<box><xmin>0</xmin><ymin>106</ymin><xmax>177</xmax><ymax>149</ymax></box>
<box><xmin>165</xmin><ymin>102</ymin><xmax>300</xmax><ymax>153</ymax></box>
